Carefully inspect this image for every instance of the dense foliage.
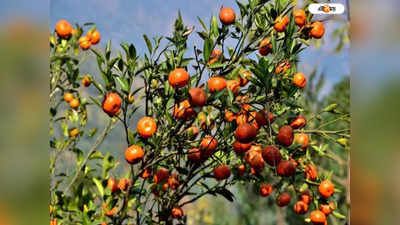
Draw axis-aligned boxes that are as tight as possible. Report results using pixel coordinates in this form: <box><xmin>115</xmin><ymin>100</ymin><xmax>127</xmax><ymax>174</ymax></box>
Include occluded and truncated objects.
<box><xmin>50</xmin><ymin>1</ymin><xmax>350</xmax><ymax>225</ymax></box>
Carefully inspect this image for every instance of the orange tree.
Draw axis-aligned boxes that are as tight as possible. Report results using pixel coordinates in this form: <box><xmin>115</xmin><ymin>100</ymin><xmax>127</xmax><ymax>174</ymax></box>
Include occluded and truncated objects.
<box><xmin>50</xmin><ymin>0</ymin><xmax>350</xmax><ymax>225</ymax></box>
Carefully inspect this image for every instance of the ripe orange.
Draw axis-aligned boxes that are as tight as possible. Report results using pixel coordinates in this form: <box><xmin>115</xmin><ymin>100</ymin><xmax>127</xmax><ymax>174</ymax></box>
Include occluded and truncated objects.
<box><xmin>290</xmin><ymin>157</ymin><xmax>299</xmax><ymax>167</ymax></box>
<box><xmin>168</xmin><ymin>173</ymin><xmax>179</xmax><ymax>190</ymax></box>
<box><xmin>189</xmin><ymin>87</ymin><xmax>207</xmax><ymax>106</ymax></box>
<box><xmin>171</xmin><ymin>207</ymin><xmax>183</xmax><ymax>219</ymax></box>
<box><xmin>304</xmin><ymin>164</ymin><xmax>318</xmax><ymax>180</ymax></box>
<box><xmin>310</xmin><ymin>210</ymin><xmax>327</xmax><ymax>224</ymax></box>
<box><xmin>102</xmin><ymin>93</ymin><xmax>122</xmax><ymax>116</ymax></box>
<box><xmin>200</xmin><ymin>136</ymin><xmax>218</xmax><ymax>158</ymax></box>
<box><xmin>224</xmin><ymin>109</ymin><xmax>237</xmax><ymax>122</ymax></box>
<box><xmin>208</xmin><ymin>49</ymin><xmax>223</xmax><ymax>65</ymax></box>
<box><xmin>235</xmin><ymin>123</ymin><xmax>258</xmax><ymax>143</ymax></box>
<box><xmin>107</xmin><ymin>178</ymin><xmax>119</xmax><ymax>193</ymax></box>
<box><xmin>293</xmin><ymin>9</ymin><xmax>307</xmax><ymax>27</ymax></box>
<box><xmin>104</xmin><ymin>204</ymin><xmax>118</xmax><ymax>217</ymax></box>
<box><xmin>69</xmin><ymin>128</ymin><xmax>79</xmax><ymax>138</ymax></box>
<box><xmin>300</xmin><ymin>191</ymin><xmax>313</xmax><ymax>204</ymax></box>
<box><xmin>208</xmin><ymin>76</ymin><xmax>227</xmax><ymax>93</ymax></box>
<box><xmin>227</xmin><ymin>80</ymin><xmax>240</xmax><ymax>94</ymax></box>
<box><xmin>153</xmin><ymin>167</ymin><xmax>169</xmax><ymax>184</ymax></box>
<box><xmin>260</xmin><ymin>183</ymin><xmax>273</xmax><ymax>197</ymax></box>
<box><xmin>78</xmin><ymin>36</ymin><xmax>91</xmax><ymax>50</ymax></box>
<box><xmin>188</xmin><ymin>148</ymin><xmax>202</xmax><ymax>163</ymax></box>
<box><xmin>274</xmin><ymin>16</ymin><xmax>289</xmax><ymax>32</ymax></box>
<box><xmin>275</xmin><ymin>60</ymin><xmax>291</xmax><ymax>74</ymax></box>
<box><xmin>63</xmin><ymin>93</ymin><xmax>74</xmax><ymax>102</ymax></box>
<box><xmin>245</xmin><ymin>148</ymin><xmax>264</xmax><ymax>169</ymax></box>
<box><xmin>258</xmin><ymin>38</ymin><xmax>272</xmax><ymax>56</ymax></box>
<box><xmin>294</xmin><ymin>201</ymin><xmax>309</xmax><ymax>214</ymax></box>
<box><xmin>277</xmin><ymin>125</ymin><xmax>294</xmax><ymax>147</ymax></box>
<box><xmin>319</xmin><ymin>180</ymin><xmax>335</xmax><ymax>198</ymax></box>
<box><xmin>241</xmin><ymin>103</ymin><xmax>251</xmax><ymax>112</ymax></box>
<box><xmin>69</xmin><ymin>98</ymin><xmax>80</xmax><ymax>109</ymax></box>
<box><xmin>237</xmin><ymin>164</ymin><xmax>246</xmax><ymax>175</ymax></box>
<box><xmin>249</xmin><ymin>144</ymin><xmax>262</xmax><ymax>153</ymax></box>
<box><xmin>320</xmin><ymin>204</ymin><xmax>333</xmax><ymax>215</ymax></box>
<box><xmin>290</xmin><ymin>115</ymin><xmax>307</xmax><ymax>129</ymax></box>
<box><xmin>162</xmin><ymin>183</ymin><xmax>169</xmax><ymax>191</ymax></box>
<box><xmin>213</xmin><ymin>165</ymin><xmax>231</xmax><ymax>180</ymax></box>
<box><xmin>82</xmin><ymin>76</ymin><xmax>91</xmax><ymax>87</ymax></box>
<box><xmin>55</xmin><ymin>20</ymin><xmax>72</xmax><ymax>38</ymax></box>
<box><xmin>50</xmin><ymin>218</ymin><xmax>57</xmax><ymax>225</ymax></box>
<box><xmin>168</xmin><ymin>68</ymin><xmax>189</xmax><ymax>88</ymax></box>
<box><xmin>219</xmin><ymin>7</ymin><xmax>236</xmax><ymax>25</ymax></box>
<box><xmin>277</xmin><ymin>192</ymin><xmax>291</xmax><ymax>207</ymax></box>
<box><xmin>277</xmin><ymin>160</ymin><xmax>296</xmax><ymax>177</ymax></box>
<box><xmin>295</xmin><ymin>133</ymin><xmax>309</xmax><ymax>149</ymax></box>
<box><xmin>249</xmin><ymin>111</ymin><xmax>273</xmax><ymax>127</ymax></box>
<box><xmin>125</xmin><ymin>145</ymin><xmax>144</xmax><ymax>164</ymax></box>
<box><xmin>87</xmin><ymin>29</ymin><xmax>101</xmax><ymax>44</ymax></box>
<box><xmin>261</xmin><ymin>145</ymin><xmax>282</xmax><ymax>166</ymax></box>
<box><xmin>238</xmin><ymin>69</ymin><xmax>252</xmax><ymax>86</ymax></box>
<box><xmin>236</xmin><ymin>113</ymin><xmax>248</xmax><ymax>126</ymax></box>
<box><xmin>233</xmin><ymin>140</ymin><xmax>252</xmax><ymax>155</ymax></box>
<box><xmin>293</xmin><ymin>72</ymin><xmax>307</xmax><ymax>88</ymax></box>
<box><xmin>118</xmin><ymin>178</ymin><xmax>131</xmax><ymax>191</ymax></box>
<box><xmin>173</xmin><ymin>99</ymin><xmax>192</xmax><ymax>119</ymax></box>
<box><xmin>137</xmin><ymin>117</ymin><xmax>157</xmax><ymax>138</ymax></box>
<box><xmin>310</xmin><ymin>21</ymin><xmax>325</xmax><ymax>39</ymax></box>
<box><xmin>141</xmin><ymin>167</ymin><xmax>152</xmax><ymax>179</ymax></box>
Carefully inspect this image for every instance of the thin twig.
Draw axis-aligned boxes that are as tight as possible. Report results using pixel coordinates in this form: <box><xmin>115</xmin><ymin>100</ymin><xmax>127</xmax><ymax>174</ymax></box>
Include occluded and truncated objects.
<box><xmin>63</xmin><ymin>119</ymin><xmax>114</xmax><ymax>195</ymax></box>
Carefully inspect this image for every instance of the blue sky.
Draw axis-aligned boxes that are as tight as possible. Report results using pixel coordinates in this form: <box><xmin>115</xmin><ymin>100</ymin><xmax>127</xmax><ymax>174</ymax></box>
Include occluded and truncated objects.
<box><xmin>49</xmin><ymin>0</ymin><xmax>349</xmax><ymax>95</ymax></box>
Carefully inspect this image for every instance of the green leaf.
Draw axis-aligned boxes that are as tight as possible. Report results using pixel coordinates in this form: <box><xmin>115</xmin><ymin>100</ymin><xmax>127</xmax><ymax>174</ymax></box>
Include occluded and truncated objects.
<box><xmin>128</xmin><ymin>129</ymin><xmax>135</xmax><ymax>146</ymax></box>
<box><xmin>211</xmin><ymin>16</ymin><xmax>219</xmax><ymax>38</ymax></box>
<box><xmin>323</xmin><ymin>104</ymin><xmax>337</xmax><ymax>112</ymax></box>
<box><xmin>105</xmin><ymin>40</ymin><xmax>112</xmax><ymax>60</ymax></box>
<box><xmin>73</xmin><ymin>148</ymin><xmax>84</xmax><ymax>166</ymax></box>
<box><xmin>332</xmin><ymin>211</ymin><xmax>346</xmax><ymax>219</ymax></box>
<box><xmin>89</xmin><ymin>151</ymin><xmax>104</xmax><ymax>160</ymax></box>
<box><xmin>271</xmin><ymin>34</ymin><xmax>277</xmax><ymax>54</ymax></box>
<box><xmin>203</xmin><ymin>38</ymin><xmax>212</xmax><ymax>62</ymax></box>
<box><xmin>88</xmin><ymin>128</ymin><xmax>98</xmax><ymax>137</ymax></box>
<box><xmin>143</xmin><ymin>34</ymin><xmax>153</xmax><ymax>54</ymax></box>
<box><xmin>236</xmin><ymin>1</ymin><xmax>248</xmax><ymax>16</ymax></box>
<box><xmin>287</xmin><ymin>14</ymin><xmax>295</xmax><ymax>37</ymax></box>
<box><xmin>115</xmin><ymin>76</ymin><xmax>130</xmax><ymax>93</ymax></box>
<box><xmin>208</xmin><ymin>62</ymin><xmax>227</xmax><ymax>69</ymax></box>
<box><xmin>198</xmin><ymin>17</ymin><xmax>208</xmax><ymax>31</ymax></box>
<box><xmin>211</xmin><ymin>89</ymin><xmax>226</xmax><ymax>100</ymax></box>
<box><xmin>121</xmin><ymin>42</ymin><xmax>130</xmax><ymax>58</ymax></box>
<box><xmin>227</xmin><ymin>47</ymin><xmax>234</xmax><ymax>57</ymax></box>
<box><xmin>129</xmin><ymin>44</ymin><xmax>137</xmax><ymax>59</ymax></box>
<box><xmin>89</xmin><ymin>97</ymin><xmax>102</xmax><ymax>108</ymax></box>
<box><xmin>227</xmin><ymin>89</ymin><xmax>234</xmax><ymax>105</ymax></box>
<box><xmin>92</xmin><ymin>178</ymin><xmax>104</xmax><ymax>197</ymax></box>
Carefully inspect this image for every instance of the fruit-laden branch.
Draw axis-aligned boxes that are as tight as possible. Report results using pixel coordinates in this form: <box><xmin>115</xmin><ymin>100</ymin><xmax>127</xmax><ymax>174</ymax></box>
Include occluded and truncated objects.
<box><xmin>296</xmin><ymin>129</ymin><xmax>350</xmax><ymax>135</ymax></box>
<box><xmin>63</xmin><ymin>119</ymin><xmax>114</xmax><ymax>195</ymax></box>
